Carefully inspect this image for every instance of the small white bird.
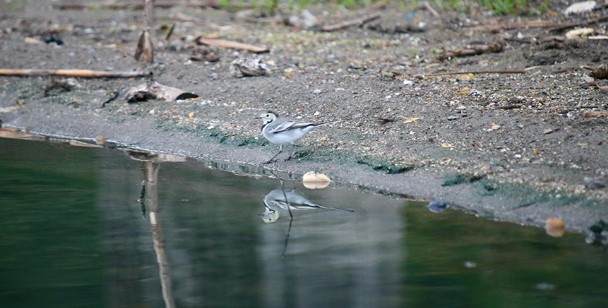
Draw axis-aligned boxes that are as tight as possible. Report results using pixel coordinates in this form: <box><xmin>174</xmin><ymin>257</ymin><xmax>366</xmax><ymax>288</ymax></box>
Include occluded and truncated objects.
<box><xmin>259</xmin><ymin>111</ymin><xmax>323</xmax><ymax>163</ymax></box>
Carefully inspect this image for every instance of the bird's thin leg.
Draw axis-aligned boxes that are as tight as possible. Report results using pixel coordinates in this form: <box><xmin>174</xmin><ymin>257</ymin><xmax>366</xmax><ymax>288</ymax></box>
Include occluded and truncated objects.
<box><xmin>286</xmin><ymin>144</ymin><xmax>297</xmax><ymax>161</ymax></box>
<box><xmin>264</xmin><ymin>145</ymin><xmax>283</xmax><ymax>164</ymax></box>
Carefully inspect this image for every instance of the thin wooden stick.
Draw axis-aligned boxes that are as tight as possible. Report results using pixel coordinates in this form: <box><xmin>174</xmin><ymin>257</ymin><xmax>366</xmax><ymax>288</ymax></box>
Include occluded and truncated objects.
<box><xmin>549</xmin><ymin>15</ymin><xmax>608</xmax><ymax>32</ymax></box>
<box><xmin>196</xmin><ymin>38</ymin><xmax>269</xmax><ymax>53</ymax></box>
<box><xmin>421</xmin><ymin>1</ymin><xmax>439</xmax><ymax>17</ymax></box>
<box><xmin>52</xmin><ymin>2</ymin><xmax>218</xmax><ymax>10</ymax></box>
<box><xmin>467</xmin><ymin>20</ymin><xmax>555</xmax><ymax>31</ymax></box>
<box><xmin>321</xmin><ymin>12</ymin><xmax>382</xmax><ymax>32</ymax></box>
<box><xmin>0</xmin><ymin>69</ymin><xmax>150</xmax><ymax>78</ymax></box>
<box><xmin>417</xmin><ymin>69</ymin><xmax>526</xmax><ymax>77</ymax></box>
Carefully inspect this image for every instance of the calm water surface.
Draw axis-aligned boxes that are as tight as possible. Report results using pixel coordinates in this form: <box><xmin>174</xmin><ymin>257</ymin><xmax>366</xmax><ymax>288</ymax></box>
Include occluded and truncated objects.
<box><xmin>0</xmin><ymin>137</ymin><xmax>607</xmax><ymax>307</ymax></box>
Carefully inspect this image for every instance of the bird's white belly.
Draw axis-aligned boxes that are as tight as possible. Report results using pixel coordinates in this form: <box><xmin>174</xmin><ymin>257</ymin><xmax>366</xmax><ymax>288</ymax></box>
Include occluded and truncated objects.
<box><xmin>263</xmin><ymin>127</ymin><xmax>313</xmax><ymax>145</ymax></box>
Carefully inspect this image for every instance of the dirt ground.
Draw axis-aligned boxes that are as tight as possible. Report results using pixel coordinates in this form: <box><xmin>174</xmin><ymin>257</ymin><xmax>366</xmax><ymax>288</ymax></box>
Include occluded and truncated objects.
<box><xmin>1</xmin><ymin>0</ymin><xmax>607</xmax><ymax>235</ymax></box>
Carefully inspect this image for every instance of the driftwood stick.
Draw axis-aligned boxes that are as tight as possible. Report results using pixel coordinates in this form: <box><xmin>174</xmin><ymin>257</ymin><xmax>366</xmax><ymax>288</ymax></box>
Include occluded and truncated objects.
<box><xmin>421</xmin><ymin>1</ymin><xmax>439</xmax><ymax>17</ymax></box>
<box><xmin>417</xmin><ymin>69</ymin><xmax>526</xmax><ymax>77</ymax></box>
<box><xmin>196</xmin><ymin>38</ymin><xmax>269</xmax><ymax>53</ymax></box>
<box><xmin>321</xmin><ymin>12</ymin><xmax>382</xmax><ymax>32</ymax></box>
<box><xmin>549</xmin><ymin>15</ymin><xmax>608</xmax><ymax>32</ymax></box>
<box><xmin>0</xmin><ymin>69</ymin><xmax>150</xmax><ymax>78</ymax></box>
<box><xmin>52</xmin><ymin>2</ymin><xmax>219</xmax><ymax>10</ymax></box>
<box><xmin>467</xmin><ymin>20</ymin><xmax>555</xmax><ymax>31</ymax></box>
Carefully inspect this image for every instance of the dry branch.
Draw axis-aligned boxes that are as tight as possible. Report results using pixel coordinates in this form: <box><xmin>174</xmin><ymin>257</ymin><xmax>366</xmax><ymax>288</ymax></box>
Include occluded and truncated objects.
<box><xmin>467</xmin><ymin>20</ymin><xmax>555</xmax><ymax>31</ymax></box>
<box><xmin>417</xmin><ymin>69</ymin><xmax>526</xmax><ymax>77</ymax></box>
<box><xmin>583</xmin><ymin>111</ymin><xmax>608</xmax><ymax>118</ymax></box>
<box><xmin>52</xmin><ymin>1</ymin><xmax>218</xmax><ymax>10</ymax></box>
<box><xmin>321</xmin><ymin>12</ymin><xmax>382</xmax><ymax>32</ymax></box>
<box><xmin>196</xmin><ymin>38</ymin><xmax>268</xmax><ymax>53</ymax></box>
<box><xmin>437</xmin><ymin>42</ymin><xmax>504</xmax><ymax>61</ymax></box>
<box><xmin>0</xmin><ymin>69</ymin><xmax>150</xmax><ymax>78</ymax></box>
<box><xmin>549</xmin><ymin>15</ymin><xmax>608</xmax><ymax>32</ymax></box>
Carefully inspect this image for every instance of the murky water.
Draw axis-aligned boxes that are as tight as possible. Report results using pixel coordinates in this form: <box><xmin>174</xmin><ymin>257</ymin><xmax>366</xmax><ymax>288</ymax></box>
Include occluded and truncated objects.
<box><xmin>1</xmin><ymin>137</ymin><xmax>607</xmax><ymax>307</ymax></box>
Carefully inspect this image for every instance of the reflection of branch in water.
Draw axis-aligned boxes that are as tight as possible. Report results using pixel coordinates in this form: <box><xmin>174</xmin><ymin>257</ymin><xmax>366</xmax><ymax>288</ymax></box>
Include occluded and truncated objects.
<box><xmin>139</xmin><ymin>180</ymin><xmax>147</xmax><ymax>218</ymax></box>
<box><xmin>141</xmin><ymin>160</ymin><xmax>175</xmax><ymax>308</ymax></box>
<box><xmin>128</xmin><ymin>151</ymin><xmax>178</xmax><ymax>308</ymax></box>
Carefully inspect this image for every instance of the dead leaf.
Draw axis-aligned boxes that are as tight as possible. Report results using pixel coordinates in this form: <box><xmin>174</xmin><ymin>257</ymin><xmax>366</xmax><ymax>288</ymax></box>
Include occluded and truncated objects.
<box><xmin>457</xmin><ymin>73</ymin><xmax>476</xmax><ymax>80</ymax></box>
<box><xmin>545</xmin><ymin>217</ymin><xmax>565</xmax><ymax>237</ymax></box>
<box><xmin>302</xmin><ymin>171</ymin><xmax>332</xmax><ymax>189</ymax></box>
<box><xmin>403</xmin><ymin>117</ymin><xmax>420</xmax><ymax>124</ymax></box>
<box><xmin>440</xmin><ymin>143</ymin><xmax>455</xmax><ymax>148</ymax></box>
<box><xmin>533</xmin><ymin>148</ymin><xmax>540</xmax><ymax>154</ymax></box>
<box><xmin>24</xmin><ymin>37</ymin><xmax>43</xmax><ymax>44</ymax></box>
<box><xmin>283</xmin><ymin>69</ymin><xmax>296</xmax><ymax>78</ymax></box>
<box><xmin>95</xmin><ymin>135</ymin><xmax>107</xmax><ymax>145</ymax></box>
<box><xmin>543</xmin><ymin>128</ymin><xmax>556</xmax><ymax>134</ymax></box>
<box><xmin>488</xmin><ymin>123</ymin><xmax>501</xmax><ymax>131</ymax></box>
<box><xmin>457</xmin><ymin>87</ymin><xmax>473</xmax><ymax>95</ymax></box>
<box><xmin>565</xmin><ymin>28</ymin><xmax>595</xmax><ymax>40</ymax></box>
<box><xmin>188</xmin><ymin>112</ymin><xmax>195</xmax><ymax>119</ymax></box>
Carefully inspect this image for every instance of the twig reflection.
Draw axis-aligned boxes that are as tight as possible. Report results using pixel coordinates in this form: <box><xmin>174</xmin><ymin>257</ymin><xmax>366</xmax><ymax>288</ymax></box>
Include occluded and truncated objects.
<box><xmin>129</xmin><ymin>151</ymin><xmax>185</xmax><ymax>308</ymax></box>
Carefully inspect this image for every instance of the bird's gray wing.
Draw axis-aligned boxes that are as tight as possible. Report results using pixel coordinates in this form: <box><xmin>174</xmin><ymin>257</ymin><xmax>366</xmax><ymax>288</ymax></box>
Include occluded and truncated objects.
<box><xmin>268</xmin><ymin>120</ymin><xmax>296</xmax><ymax>133</ymax></box>
<box><xmin>269</xmin><ymin>121</ymin><xmax>316</xmax><ymax>134</ymax></box>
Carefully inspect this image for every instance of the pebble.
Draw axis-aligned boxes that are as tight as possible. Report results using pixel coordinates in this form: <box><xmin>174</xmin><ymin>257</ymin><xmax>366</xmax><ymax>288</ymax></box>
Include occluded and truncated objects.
<box><xmin>428</xmin><ymin>199</ymin><xmax>448</xmax><ymax>213</ymax></box>
<box><xmin>313</xmin><ymin>89</ymin><xmax>322</xmax><ymax>94</ymax></box>
<box><xmin>447</xmin><ymin>115</ymin><xmax>459</xmax><ymax>121</ymax></box>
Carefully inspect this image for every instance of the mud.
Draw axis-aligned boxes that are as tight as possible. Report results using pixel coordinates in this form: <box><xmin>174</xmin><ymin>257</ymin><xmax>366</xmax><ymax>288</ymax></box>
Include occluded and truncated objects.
<box><xmin>1</xmin><ymin>1</ymin><xmax>607</xmax><ymax>234</ymax></box>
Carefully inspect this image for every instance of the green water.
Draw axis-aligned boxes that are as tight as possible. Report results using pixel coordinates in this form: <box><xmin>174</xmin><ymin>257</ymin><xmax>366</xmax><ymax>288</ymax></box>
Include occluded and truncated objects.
<box><xmin>0</xmin><ymin>137</ymin><xmax>606</xmax><ymax>307</ymax></box>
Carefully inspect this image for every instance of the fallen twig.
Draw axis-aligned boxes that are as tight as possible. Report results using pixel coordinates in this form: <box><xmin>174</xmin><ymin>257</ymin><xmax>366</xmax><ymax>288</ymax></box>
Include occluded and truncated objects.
<box><xmin>164</xmin><ymin>23</ymin><xmax>176</xmax><ymax>41</ymax></box>
<box><xmin>421</xmin><ymin>1</ymin><xmax>439</xmax><ymax>17</ymax></box>
<box><xmin>437</xmin><ymin>42</ymin><xmax>504</xmax><ymax>61</ymax></box>
<box><xmin>416</xmin><ymin>69</ymin><xmax>526</xmax><ymax>77</ymax></box>
<box><xmin>196</xmin><ymin>38</ymin><xmax>268</xmax><ymax>53</ymax></box>
<box><xmin>496</xmin><ymin>104</ymin><xmax>523</xmax><ymax>110</ymax></box>
<box><xmin>321</xmin><ymin>12</ymin><xmax>382</xmax><ymax>32</ymax></box>
<box><xmin>466</xmin><ymin>20</ymin><xmax>555</xmax><ymax>31</ymax></box>
<box><xmin>549</xmin><ymin>15</ymin><xmax>608</xmax><ymax>32</ymax></box>
<box><xmin>101</xmin><ymin>91</ymin><xmax>120</xmax><ymax>108</ymax></box>
<box><xmin>52</xmin><ymin>1</ymin><xmax>219</xmax><ymax>10</ymax></box>
<box><xmin>0</xmin><ymin>69</ymin><xmax>150</xmax><ymax>78</ymax></box>
<box><xmin>583</xmin><ymin>111</ymin><xmax>608</xmax><ymax>118</ymax></box>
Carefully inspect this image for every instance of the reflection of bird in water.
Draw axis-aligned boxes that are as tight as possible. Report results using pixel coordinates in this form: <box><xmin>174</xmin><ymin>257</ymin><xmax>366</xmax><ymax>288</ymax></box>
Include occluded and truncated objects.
<box><xmin>261</xmin><ymin>188</ymin><xmax>353</xmax><ymax>223</ymax></box>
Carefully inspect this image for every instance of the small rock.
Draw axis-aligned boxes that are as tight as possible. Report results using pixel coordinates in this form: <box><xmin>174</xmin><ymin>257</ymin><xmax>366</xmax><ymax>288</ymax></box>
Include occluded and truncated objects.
<box><xmin>543</xmin><ymin>128</ymin><xmax>555</xmax><ymax>134</ymax></box>
<box><xmin>403</xmin><ymin>79</ymin><xmax>414</xmax><ymax>86</ymax></box>
<box><xmin>584</xmin><ymin>177</ymin><xmax>606</xmax><ymax>190</ymax></box>
<box><xmin>447</xmin><ymin>115</ymin><xmax>459</xmax><ymax>121</ymax></box>
<box><xmin>230</xmin><ymin>56</ymin><xmax>271</xmax><ymax>78</ymax></box>
<box><xmin>428</xmin><ymin>199</ymin><xmax>448</xmax><ymax>213</ymax></box>
<box><xmin>313</xmin><ymin>89</ymin><xmax>322</xmax><ymax>94</ymax></box>
<box><xmin>564</xmin><ymin>1</ymin><xmax>596</xmax><ymax>15</ymax></box>
<box><xmin>42</xmin><ymin>34</ymin><xmax>64</xmax><ymax>45</ymax></box>
<box><xmin>536</xmin><ymin>282</ymin><xmax>555</xmax><ymax>291</ymax></box>
<box><xmin>545</xmin><ymin>217</ymin><xmax>565</xmax><ymax>237</ymax></box>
